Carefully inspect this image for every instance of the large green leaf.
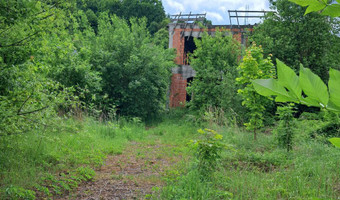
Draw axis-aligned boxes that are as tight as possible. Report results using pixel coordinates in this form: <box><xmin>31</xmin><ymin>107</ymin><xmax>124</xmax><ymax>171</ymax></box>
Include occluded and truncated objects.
<box><xmin>327</xmin><ymin>101</ymin><xmax>340</xmax><ymax>113</ymax></box>
<box><xmin>322</xmin><ymin>4</ymin><xmax>340</xmax><ymax>17</ymax></box>
<box><xmin>300</xmin><ymin>97</ymin><xmax>321</xmax><ymax>107</ymax></box>
<box><xmin>289</xmin><ymin>0</ymin><xmax>320</xmax><ymax>7</ymax></box>
<box><xmin>328</xmin><ymin>68</ymin><xmax>340</xmax><ymax>110</ymax></box>
<box><xmin>276</xmin><ymin>59</ymin><xmax>302</xmax><ymax>100</ymax></box>
<box><xmin>305</xmin><ymin>0</ymin><xmax>326</xmax><ymax>15</ymax></box>
<box><xmin>329</xmin><ymin>138</ymin><xmax>340</xmax><ymax>148</ymax></box>
<box><xmin>252</xmin><ymin>79</ymin><xmax>296</xmax><ymax>102</ymax></box>
<box><xmin>299</xmin><ymin>66</ymin><xmax>329</xmax><ymax>107</ymax></box>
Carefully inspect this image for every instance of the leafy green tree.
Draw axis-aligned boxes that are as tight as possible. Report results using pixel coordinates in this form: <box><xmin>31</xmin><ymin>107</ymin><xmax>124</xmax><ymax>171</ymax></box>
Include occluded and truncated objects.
<box><xmin>34</xmin><ymin>9</ymin><xmax>102</xmax><ymax>104</ymax></box>
<box><xmin>187</xmin><ymin>30</ymin><xmax>241</xmax><ymax>115</ymax></box>
<box><xmin>91</xmin><ymin>14</ymin><xmax>175</xmax><ymax>120</ymax></box>
<box><xmin>251</xmin><ymin>0</ymin><xmax>340</xmax><ymax>82</ymax></box>
<box><xmin>0</xmin><ymin>0</ymin><xmax>77</xmax><ymax>135</ymax></box>
<box><xmin>77</xmin><ymin>0</ymin><xmax>166</xmax><ymax>34</ymax></box>
<box><xmin>236</xmin><ymin>44</ymin><xmax>275</xmax><ymax>140</ymax></box>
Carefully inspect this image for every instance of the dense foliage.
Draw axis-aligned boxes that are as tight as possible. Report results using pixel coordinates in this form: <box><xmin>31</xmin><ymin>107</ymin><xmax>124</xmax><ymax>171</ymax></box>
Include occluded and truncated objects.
<box><xmin>251</xmin><ymin>0</ymin><xmax>340</xmax><ymax>82</ymax></box>
<box><xmin>76</xmin><ymin>0</ymin><xmax>166</xmax><ymax>34</ymax></box>
<box><xmin>0</xmin><ymin>0</ymin><xmax>173</xmax><ymax>131</ymax></box>
<box><xmin>91</xmin><ymin>15</ymin><xmax>175</xmax><ymax>119</ymax></box>
<box><xmin>0</xmin><ymin>1</ymin><xmax>79</xmax><ymax>136</ymax></box>
<box><xmin>1</xmin><ymin>0</ymin><xmax>340</xmax><ymax>199</ymax></box>
<box><xmin>187</xmin><ymin>30</ymin><xmax>241</xmax><ymax>116</ymax></box>
<box><xmin>274</xmin><ymin>104</ymin><xmax>296</xmax><ymax>151</ymax></box>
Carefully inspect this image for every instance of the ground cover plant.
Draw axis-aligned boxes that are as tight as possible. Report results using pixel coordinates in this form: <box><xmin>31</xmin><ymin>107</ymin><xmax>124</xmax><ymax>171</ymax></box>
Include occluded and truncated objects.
<box><xmin>1</xmin><ymin>111</ymin><xmax>340</xmax><ymax>199</ymax></box>
<box><xmin>155</xmin><ymin>114</ymin><xmax>340</xmax><ymax>199</ymax></box>
<box><xmin>0</xmin><ymin>117</ymin><xmax>148</xmax><ymax>199</ymax></box>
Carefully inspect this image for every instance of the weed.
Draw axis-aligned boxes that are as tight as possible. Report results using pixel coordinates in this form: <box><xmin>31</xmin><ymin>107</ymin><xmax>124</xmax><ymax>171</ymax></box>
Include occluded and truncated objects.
<box><xmin>190</xmin><ymin>128</ymin><xmax>231</xmax><ymax>177</ymax></box>
<box><xmin>274</xmin><ymin>104</ymin><xmax>296</xmax><ymax>152</ymax></box>
<box><xmin>3</xmin><ymin>185</ymin><xmax>35</xmax><ymax>200</ymax></box>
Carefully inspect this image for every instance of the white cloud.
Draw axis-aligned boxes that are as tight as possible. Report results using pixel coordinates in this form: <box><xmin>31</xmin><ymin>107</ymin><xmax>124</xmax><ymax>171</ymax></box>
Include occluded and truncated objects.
<box><xmin>166</xmin><ymin>0</ymin><xmax>185</xmax><ymax>13</ymax></box>
<box><xmin>206</xmin><ymin>12</ymin><xmax>224</xmax><ymax>22</ymax></box>
<box><xmin>218</xmin><ymin>6</ymin><xmax>227</xmax><ymax>13</ymax></box>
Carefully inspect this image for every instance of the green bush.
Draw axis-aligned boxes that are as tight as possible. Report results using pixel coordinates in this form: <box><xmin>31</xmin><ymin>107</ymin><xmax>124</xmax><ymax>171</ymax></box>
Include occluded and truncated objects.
<box><xmin>187</xmin><ymin>29</ymin><xmax>241</xmax><ymax>118</ymax></box>
<box><xmin>91</xmin><ymin>14</ymin><xmax>175</xmax><ymax>120</ymax></box>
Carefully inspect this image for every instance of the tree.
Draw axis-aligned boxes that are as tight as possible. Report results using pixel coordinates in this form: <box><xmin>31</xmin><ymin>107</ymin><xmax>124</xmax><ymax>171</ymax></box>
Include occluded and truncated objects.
<box><xmin>76</xmin><ymin>0</ymin><xmax>166</xmax><ymax>34</ymax></box>
<box><xmin>251</xmin><ymin>0</ymin><xmax>340</xmax><ymax>82</ymax></box>
<box><xmin>91</xmin><ymin>14</ymin><xmax>175</xmax><ymax>120</ymax></box>
<box><xmin>187</xmin><ymin>30</ymin><xmax>241</xmax><ymax>115</ymax></box>
<box><xmin>0</xmin><ymin>0</ymin><xmax>77</xmax><ymax>136</ymax></box>
<box><xmin>34</xmin><ymin>9</ymin><xmax>102</xmax><ymax>104</ymax></box>
<box><xmin>236</xmin><ymin>44</ymin><xmax>275</xmax><ymax>140</ymax></box>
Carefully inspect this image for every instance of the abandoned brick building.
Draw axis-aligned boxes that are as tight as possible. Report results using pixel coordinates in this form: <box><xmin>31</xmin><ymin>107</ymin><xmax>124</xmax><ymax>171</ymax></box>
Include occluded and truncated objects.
<box><xmin>168</xmin><ymin>11</ymin><xmax>268</xmax><ymax>107</ymax></box>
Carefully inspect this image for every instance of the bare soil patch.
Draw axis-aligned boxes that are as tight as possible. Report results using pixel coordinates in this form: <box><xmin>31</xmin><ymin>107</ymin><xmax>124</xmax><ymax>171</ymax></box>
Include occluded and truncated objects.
<box><xmin>58</xmin><ymin>141</ymin><xmax>182</xmax><ymax>200</ymax></box>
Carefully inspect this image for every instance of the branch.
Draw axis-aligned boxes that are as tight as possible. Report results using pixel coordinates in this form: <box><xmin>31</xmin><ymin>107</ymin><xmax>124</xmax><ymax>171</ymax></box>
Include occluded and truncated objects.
<box><xmin>0</xmin><ymin>31</ymin><xmax>40</xmax><ymax>48</ymax></box>
<box><xmin>17</xmin><ymin>94</ymin><xmax>32</xmax><ymax>115</ymax></box>
<box><xmin>17</xmin><ymin>105</ymin><xmax>49</xmax><ymax>116</ymax></box>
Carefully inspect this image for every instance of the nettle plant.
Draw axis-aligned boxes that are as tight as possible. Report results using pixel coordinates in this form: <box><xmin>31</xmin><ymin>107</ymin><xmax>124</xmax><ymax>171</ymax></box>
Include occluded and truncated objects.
<box><xmin>252</xmin><ymin>59</ymin><xmax>340</xmax><ymax>148</ymax></box>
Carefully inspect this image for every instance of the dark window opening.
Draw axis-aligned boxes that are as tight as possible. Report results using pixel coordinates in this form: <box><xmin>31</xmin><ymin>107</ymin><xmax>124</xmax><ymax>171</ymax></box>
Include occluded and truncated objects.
<box><xmin>241</xmin><ymin>33</ymin><xmax>245</xmax><ymax>46</ymax></box>
<box><xmin>186</xmin><ymin>77</ymin><xmax>194</xmax><ymax>102</ymax></box>
<box><xmin>184</xmin><ymin>36</ymin><xmax>199</xmax><ymax>65</ymax></box>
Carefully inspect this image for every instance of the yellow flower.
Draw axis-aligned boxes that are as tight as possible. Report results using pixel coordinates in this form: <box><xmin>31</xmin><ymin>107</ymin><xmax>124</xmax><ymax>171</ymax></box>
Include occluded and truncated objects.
<box><xmin>214</xmin><ymin>134</ymin><xmax>223</xmax><ymax>140</ymax></box>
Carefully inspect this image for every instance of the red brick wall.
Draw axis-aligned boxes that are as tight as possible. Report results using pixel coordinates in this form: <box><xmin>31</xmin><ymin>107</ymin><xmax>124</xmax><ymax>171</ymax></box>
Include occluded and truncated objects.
<box><xmin>169</xmin><ymin>73</ymin><xmax>187</xmax><ymax>107</ymax></box>
<box><xmin>172</xmin><ymin>30</ymin><xmax>185</xmax><ymax>65</ymax></box>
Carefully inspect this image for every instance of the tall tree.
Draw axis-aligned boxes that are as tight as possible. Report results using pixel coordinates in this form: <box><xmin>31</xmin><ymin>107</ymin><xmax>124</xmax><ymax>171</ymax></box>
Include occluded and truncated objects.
<box><xmin>251</xmin><ymin>0</ymin><xmax>340</xmax><ymax>82</ymax></box>
<box><xmin>91</xmin><ymin>14</ymin><xmax>175</xmax><ymax>120</ymax></box>
<box><xmin>77</xmin><ymin>0</ymin><xmax>166</xmax><ymax>34</ymax></box>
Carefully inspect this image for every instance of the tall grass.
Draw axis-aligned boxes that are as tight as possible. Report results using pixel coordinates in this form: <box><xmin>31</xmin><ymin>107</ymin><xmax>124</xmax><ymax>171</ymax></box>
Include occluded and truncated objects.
<box><xmin>157</xmin><ymin>119</ymin><xmax>340</xmax><ymax>199</ymax></box>
<box><xmin>0</xmin><ymin>117</ymin><xmax>147</xmax><ymax>199</ymax></box>
<box><xmin>1</xmin><ymin>110</ymin><xmax>339</xmax><ymax>199</ymax></box>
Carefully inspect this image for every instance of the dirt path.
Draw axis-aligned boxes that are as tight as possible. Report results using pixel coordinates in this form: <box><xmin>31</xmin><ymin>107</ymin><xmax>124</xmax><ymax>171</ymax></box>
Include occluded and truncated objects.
<box><xmin>59</xmin><ymin>141</ymin><xmax>183</xmax><ymax>200</ymax></box>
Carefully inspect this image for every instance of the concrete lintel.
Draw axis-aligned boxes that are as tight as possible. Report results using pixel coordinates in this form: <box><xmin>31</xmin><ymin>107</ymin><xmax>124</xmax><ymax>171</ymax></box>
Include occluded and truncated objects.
<box><xmin>171</xmin><ymin>65</ymin><xmax>196</xmax><ymax>79</ymax></box>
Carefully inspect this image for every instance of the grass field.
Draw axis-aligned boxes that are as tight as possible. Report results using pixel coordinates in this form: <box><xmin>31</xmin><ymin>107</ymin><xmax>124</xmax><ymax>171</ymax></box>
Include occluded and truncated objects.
<box><xmin>0</xmin><ymin>110</ymin><xmax>339</xmax><ymax>199</ymax></box>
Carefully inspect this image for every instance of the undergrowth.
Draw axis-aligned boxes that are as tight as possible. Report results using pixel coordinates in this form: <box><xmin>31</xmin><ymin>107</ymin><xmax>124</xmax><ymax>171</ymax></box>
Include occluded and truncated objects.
<box><xmin>153</xmin><ymin>116</ymin><xmax>340</xmax><ymax>199</ymax></box>
<box><xmin>0</xmin><ymin>117</ymin><xmax>147</xmax><ymax>199</ymax></box>
<box><xmin>1</xmin><ymin>109</ymin><xmax>339</xmax><ymax>199</ymax></box>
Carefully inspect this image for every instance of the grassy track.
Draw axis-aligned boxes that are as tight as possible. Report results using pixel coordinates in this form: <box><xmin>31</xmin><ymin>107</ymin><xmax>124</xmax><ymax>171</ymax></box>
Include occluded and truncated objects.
<box><xmin>0</xmin><ymin>114</ymin><xmax>339</xmax><ymax>199</ymax></box>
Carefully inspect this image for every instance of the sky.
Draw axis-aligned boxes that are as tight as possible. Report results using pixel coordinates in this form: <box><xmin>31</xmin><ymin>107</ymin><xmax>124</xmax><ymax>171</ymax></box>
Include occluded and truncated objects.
<box><xmin>161</xmin><ymin>0</ymin><xmax>272</xmax><ymax>25</ymax></box>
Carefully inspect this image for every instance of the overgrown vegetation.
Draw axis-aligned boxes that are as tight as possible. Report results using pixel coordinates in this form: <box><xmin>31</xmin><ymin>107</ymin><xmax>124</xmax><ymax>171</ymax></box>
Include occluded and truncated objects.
<box><xmin>187</xmin><ymin>29</ymin><xmax>242</xmax><ymax>118</ymax></box>
<box><xmin>251</xmin><ymin>0</ymin><xmax>340</xmax><ymax>82</ymax></box>
<box><xmin>1</xmin><ymin>0</ymin><xmax>340</xmax><ymax>199</ymax></box>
